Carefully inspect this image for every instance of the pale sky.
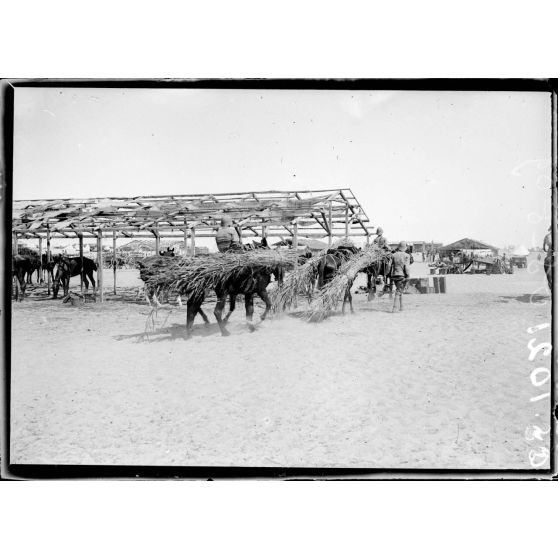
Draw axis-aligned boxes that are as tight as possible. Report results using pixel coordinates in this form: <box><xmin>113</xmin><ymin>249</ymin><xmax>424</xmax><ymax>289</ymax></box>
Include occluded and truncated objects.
<box><xmin>13</xmin><ymin>87</ymin><xmax>552</xmax><ymax>249</ymax></box>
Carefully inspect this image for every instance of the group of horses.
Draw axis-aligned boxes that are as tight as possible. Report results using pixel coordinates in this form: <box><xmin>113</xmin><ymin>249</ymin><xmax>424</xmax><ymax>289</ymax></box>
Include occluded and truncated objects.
<box><xmin>316</xmin><ymin>244</ymin><xmax>397</xmax><ymax>314</ymax></box>
<box><xmin>13</xmin><ymin>241</ymin><xmax>399</xmax><ymax>338</ymax></box>
<box><xmin>138</xmin><ymin>240</ymin><xmax>310</xmax><ymax>337</ymax></box>
<box><xmin>139</xmin><ymin>240</ymin><xmax>398</xmax><ymax>338</ymax></box>
<box><xmin>11</xmin><ymin>251</ymin><xmax>98</xmax><ymax>301</ymax></box>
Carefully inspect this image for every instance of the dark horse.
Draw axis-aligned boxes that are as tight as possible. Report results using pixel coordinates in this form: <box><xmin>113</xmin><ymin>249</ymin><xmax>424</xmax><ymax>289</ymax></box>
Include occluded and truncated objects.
<box><xmin>365</xmin><ymin>256</ymin><xmax>393</xmax><ymax>300</ymax></box>
<box><xmin>12</xmin><ymin>255</ymin><xmax>34</xmax><ymax>301</ymax></box>
<box><xmin>365</xmin><ymin>246</ymin><xmax>413</xmax><ymax>300</ymax></box>
<box><xmin>186</xmin><ymin>266</ymin><xmax>273</xmax><ymax>337</ymax></box>
<box><xmin>138</xmin><ymin>250</ymin><xmax>211</xmax><ymax>324</ymax></box>
<box><xmin>185</xmin><ymin>240</ymin><xmax>286</xmax><ymax>338</ymax></box>
<box><xmin>159</xmin><ymin>247</ymin><xmax>175</xmax><ymax>257</ymax></box>
<box><xmin>28</xmin><ymin>254</ymin><xmax>57</xmax><ymax>285</ymax></box>
<box><xmin>52</xmin><ymin>256</ymin><xmax>97</xmax><ymax>299</ymax></box>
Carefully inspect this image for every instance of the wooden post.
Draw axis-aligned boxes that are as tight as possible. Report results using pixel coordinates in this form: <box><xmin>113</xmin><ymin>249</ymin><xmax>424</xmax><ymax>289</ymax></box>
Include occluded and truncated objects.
<box><xmin>12</xmin><ymin>232</ymin><xmax>18</xmax><ymax>255</ymax></box>
<box><xmin>344</xmin><ymin>203</ymin><xmax>349</xmax><ymax>240</ymax></box>
<box><xmin>183</xmin><ymin>219</ymin><xmax>188</xmax><ymax>257</ymax></box>
<box><xmin>38</xmin><ymin>236</ymin><xmax>43</xmax><ymax>283</ymax></box>
<box><xmin>366</xmin><ymin>233</ymin><xmax>370</xmax><ymax>246</ymax></box>
<box><xmin>190</xmin><ymin>226</ymin><xmax>196</xmax><ymax>257</ymax></box>
<box><xmin>328</xmin><ymin>201</ymin><xmax>333</xmax><ymax>247</ymax></box>
<box><xmin>113</xmin><ymin>230</ymin><xmax>117</xmax><ymax>295</ymax></box>
<box><xmin>97</xmin><ymin>230</ymin><xmax>104</xmax><ymax>302</ymax></box>
<box><xmin>154</xmin><ymin>227</ymin><xmax>160</xmax><ymax>255</ymax></box>
<box><xmin>262</xmin><ymin>224</ymin><xmax>267</xmax><ymax>241</ymax></box>
<box><xmin>78</xmin><ymin>233</ymin><xmax>84</xmax><ymax>293</ymax></box>
<box><xmin>46</xmin><ymin>226</ymin><xmax>51</xmax><ymax>296</ymax></box>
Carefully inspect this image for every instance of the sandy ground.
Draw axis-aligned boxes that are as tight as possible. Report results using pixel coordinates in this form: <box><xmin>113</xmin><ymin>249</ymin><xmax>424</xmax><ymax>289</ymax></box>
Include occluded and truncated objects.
<box><xmin>9</xmin><ymin>255</ymin><xmax>552</xmax><ymax>469</ymax></box>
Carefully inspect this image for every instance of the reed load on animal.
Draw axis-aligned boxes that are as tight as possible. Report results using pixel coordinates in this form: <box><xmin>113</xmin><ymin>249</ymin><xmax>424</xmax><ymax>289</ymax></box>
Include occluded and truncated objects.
<box><xmin>138</xmin><ymin>250</ymin><xmax>296</xmax><ymax>301</ymax></box>
<box><xmin>138</xmin><ymin>249</ymin><xmax>299</xmax><ymax>336</ymax></box>
<box><xmin>271</xmin><ymin>244</ymin><xmax>391</xmax><ymax>322</ymax></box>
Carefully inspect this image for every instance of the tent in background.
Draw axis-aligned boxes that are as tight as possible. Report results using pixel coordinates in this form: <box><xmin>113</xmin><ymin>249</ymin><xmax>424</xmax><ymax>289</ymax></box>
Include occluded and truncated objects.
<box><xmin>512</xmin><ymin>245</ymin><xmax>529</xmax><ymax>256</ymax></box>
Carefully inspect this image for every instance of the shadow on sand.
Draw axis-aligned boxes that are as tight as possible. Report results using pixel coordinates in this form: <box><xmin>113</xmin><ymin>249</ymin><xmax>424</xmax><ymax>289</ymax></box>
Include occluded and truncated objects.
<box><xmin>284</xmin><ymin>304</ymin><xmax>394</xmax><ymax>321</ymax></box>
<box><xmin>498</xmin><ymin>294</ymin><xmax>551</xmax><ymax>304</ymax></box>
<box><xmin>114</xmin><ymin>321</ymin><xmax>221</xmax><ymax>342</ymax></box>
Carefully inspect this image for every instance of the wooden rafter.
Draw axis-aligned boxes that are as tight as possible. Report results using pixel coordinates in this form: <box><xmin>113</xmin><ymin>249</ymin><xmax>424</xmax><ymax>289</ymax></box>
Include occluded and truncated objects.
<box><xmin>13</xmin><ymin>188</ymin><xmax>374</xmax><ymax>240</ymax></box>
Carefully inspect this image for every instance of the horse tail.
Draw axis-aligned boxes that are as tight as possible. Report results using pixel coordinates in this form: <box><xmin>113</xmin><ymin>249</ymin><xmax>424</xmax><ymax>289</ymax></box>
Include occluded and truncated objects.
<box><xmin>91</xmin><ymin>261</ymin><xmax>98</xmax><ymax>271</ymax></box>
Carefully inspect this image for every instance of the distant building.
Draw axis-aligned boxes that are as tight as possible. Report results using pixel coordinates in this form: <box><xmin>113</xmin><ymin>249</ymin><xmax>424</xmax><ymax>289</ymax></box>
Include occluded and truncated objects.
<box><xmin>439</xmin><ymin>238</ymin><xmax>499</xmax><ymax>258</ymax></box>
<box><xmin>388</xmin><ymin>241</ymin><xmax>442</xmax><ymax>254</ymax></box>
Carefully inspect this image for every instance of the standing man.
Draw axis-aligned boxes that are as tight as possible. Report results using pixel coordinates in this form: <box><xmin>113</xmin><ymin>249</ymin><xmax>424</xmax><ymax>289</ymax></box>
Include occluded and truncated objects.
<box><xmin>391</xmin><ymin>241</ymin><xmax>411</xmax><ymax>312</ymax></box>
<box><xmin>543</xmin><ymin>225</ymin><xmax>552</xmax><ymax>290</ymax></box>
<box><xmin>215</xmin><ymin>216</ymin><xmax>241</xmax><ymax>253</ymax></box>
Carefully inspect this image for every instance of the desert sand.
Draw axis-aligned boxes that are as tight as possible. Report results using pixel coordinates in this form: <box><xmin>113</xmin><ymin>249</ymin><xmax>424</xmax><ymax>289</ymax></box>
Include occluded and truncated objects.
<box><xmin>10</xmin><ymin>254</ymin><xmax>552</xmax><ymax>469</ymax></box>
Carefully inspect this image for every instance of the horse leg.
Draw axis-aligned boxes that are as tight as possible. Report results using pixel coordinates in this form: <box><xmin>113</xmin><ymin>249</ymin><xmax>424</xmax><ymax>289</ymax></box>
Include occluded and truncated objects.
<box><xmin>342</xmin><ymin>285</ymin><xmax>354</xmax><ymax>314</ymax></box>
<box><xmin>197</xmin><ymin>307</ymin><xmax>211</xmax><ymax>325</ymax></box>
<box><xmin>19</xmin><ymin>275</ymin><xmax>26</xmax><ymax>301</ymax></box>
<box><xmin>14</xmin><ymin>275</ymin><xmax>23</xmax><ymax>301</ymax></box>
<box><xmin>367</xmin><ymin>272</ymin><xmax>375</xmax><ymax>301</ymax></box>
<box><xmin>377</xmin><ymin>275</ymin><xmax>385</xmax><ymax>297</ymax></box>
<box><xmin>245</xmin><ymin>293</ymin><xmax>256</xmax><ymax>332</ymax></box>
<box><xmin>258</xmin><ymin>289</ymin><xmax>272</xmax><ymax>321</ymax></box>
<box><xmin>52</xmin><ymin>273</ymin><xmax>61</xmax><ymax>299</ymax></box>
<box><xmin>214</xmin><ymin>291</ymin><xmax>231</xmax><ymax>336</ymax></box>
<box><xmin>83</xmin><ymin>273</ymin><xmax>89</xmax><ymax>292</ymax></box>
<box><xmin>63</xmin><ymin>276</ymin><xmax>70</xmax><ymax>298</ymax></box>
<box><xmin>223</xmin><ymin>294</ymin><xmax>236</xmax><ymax>324</ymax></box>
<box><xmin>88</xmin><ymin>270</ymin><xmax>96</xmax><ymax>291</ymax></box>
<box><xmin>186</xmin><ymin>294</ymin><xmax>203</xmax><ymax>338</ymax></box>
<box><xmin>348</xmin><ymin>285</ymin><xmax>354</xmax><ymax>313</ymax></box>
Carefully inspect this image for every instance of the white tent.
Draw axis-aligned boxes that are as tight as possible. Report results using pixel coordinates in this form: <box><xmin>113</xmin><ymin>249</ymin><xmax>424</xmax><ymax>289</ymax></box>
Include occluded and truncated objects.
<box><xmin>512</xmin><ymin>245</ymin><xmax>529</xmax><ymax>256</ymax></box>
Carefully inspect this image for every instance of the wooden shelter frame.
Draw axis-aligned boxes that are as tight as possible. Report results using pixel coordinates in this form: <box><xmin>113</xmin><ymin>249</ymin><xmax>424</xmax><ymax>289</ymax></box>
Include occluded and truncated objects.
<box><xmin>12</xmin><ymin>188</ymin><xmax>375</xmax><ymax>302</ymax></box>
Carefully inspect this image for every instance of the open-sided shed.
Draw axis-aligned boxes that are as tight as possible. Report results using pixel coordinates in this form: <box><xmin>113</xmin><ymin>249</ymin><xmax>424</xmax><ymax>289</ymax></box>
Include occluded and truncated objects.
<box><xmin>12</xmin><ymin>188</ymin><xmax>374</xmax><ymax>301</ymax></box>
<box><xmin>440</xmin><ymin>238</ymin><xmax>499</xmax><ymax>256</ymax></box>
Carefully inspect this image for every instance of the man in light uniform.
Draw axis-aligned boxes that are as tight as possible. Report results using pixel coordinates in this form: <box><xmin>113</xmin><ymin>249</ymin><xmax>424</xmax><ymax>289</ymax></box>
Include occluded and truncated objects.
<box><xmin>215</xmin><ymin>216</ymin><xmax>241</xmax><ymax>253</ymax></box>
<box><xmin>391</xmin><ymin>241</ymin><xmax>411</xmax><ymax>312</ymax></box>
<box><xmin>373</xmin><ymin>226</ymin><xmax>390</xmax><ymax>251</ymax></box>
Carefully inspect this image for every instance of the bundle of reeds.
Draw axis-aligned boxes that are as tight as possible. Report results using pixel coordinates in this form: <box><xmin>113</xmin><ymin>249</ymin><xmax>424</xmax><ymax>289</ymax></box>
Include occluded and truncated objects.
<box><xmin>304</xmin><ymin>246</ymin><xmax>389</xmax><ymax>322</ymax></box>
<box><xmin>270</xmin><ymin>251</ymin><xmax>325</xmax><ymax>311</ymax></box>
<box><xmin>139</xmin><ymin>250</ymin><xmax>298</xmax><ymax>304</ymax></box>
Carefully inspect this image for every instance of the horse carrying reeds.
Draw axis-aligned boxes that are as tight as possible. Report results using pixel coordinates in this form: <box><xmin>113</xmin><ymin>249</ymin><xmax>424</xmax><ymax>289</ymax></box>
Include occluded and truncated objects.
<box><xmin>139</xmin><ymin>250</ymin><xmax>298</xmax><ymax>337</ymax></box>
<box><xmin>271</xmin><ymin>245</ymin><xmax>390</xmax><ymax>322</ymax></box>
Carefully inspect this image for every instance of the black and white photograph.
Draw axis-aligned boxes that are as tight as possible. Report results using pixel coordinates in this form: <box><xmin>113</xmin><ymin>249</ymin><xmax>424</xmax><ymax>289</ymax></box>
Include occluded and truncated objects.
<box><xmin>2</xmin><ymin>80</ymin><xmax>555</xmax><ymax>477</ymax></box>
